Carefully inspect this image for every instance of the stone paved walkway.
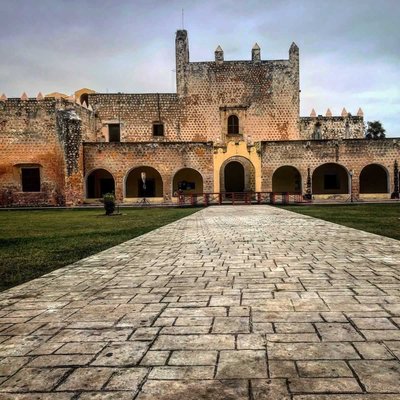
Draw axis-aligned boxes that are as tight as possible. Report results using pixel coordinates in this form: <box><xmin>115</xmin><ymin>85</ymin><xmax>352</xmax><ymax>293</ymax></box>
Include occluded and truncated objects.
<box><xmin>0</xmin><ymin>205</ymin><xmax>400</xmax><ymax>399</ymax></box>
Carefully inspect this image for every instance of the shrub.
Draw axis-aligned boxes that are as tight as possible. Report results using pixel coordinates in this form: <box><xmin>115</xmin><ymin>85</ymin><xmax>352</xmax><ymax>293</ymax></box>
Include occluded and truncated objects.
<box><xmin>103</xmin><ymin>193</ymin><xmax>115</xmax><ymax>216</ymax></box>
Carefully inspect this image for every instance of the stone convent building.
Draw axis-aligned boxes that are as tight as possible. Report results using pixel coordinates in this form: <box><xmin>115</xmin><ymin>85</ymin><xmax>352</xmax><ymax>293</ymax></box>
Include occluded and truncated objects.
<box><xmin>0</xmin><ymin>30</ymin><xmax>399</xmax><ymax>206</ymax></box>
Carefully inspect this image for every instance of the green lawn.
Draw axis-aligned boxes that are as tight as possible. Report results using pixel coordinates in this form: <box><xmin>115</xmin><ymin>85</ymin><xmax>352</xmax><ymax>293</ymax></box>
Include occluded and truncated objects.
<box><xmin>0</xmin><ymin>208</ymin><xmax>198</xmax><ymax>292</ymax></box>
<box><xmin>282</xmin><ymin>203</ymin><xmax>400</xmax><ymax>241</ymax></box>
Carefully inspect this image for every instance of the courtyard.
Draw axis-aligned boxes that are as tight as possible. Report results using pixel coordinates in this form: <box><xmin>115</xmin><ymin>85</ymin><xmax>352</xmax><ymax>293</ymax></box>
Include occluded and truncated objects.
<box><xmin>0</xmin><ymin>205</ymin><xmax>399</xmax><ymax>398</ymax></box>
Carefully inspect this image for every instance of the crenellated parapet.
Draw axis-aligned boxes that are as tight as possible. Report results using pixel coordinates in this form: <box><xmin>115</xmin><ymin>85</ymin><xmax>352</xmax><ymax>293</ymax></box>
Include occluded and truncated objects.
<box><xmin>300</xmin><ymin>108</ymin><xmax>365</xmax><ymax>140</ymax></box>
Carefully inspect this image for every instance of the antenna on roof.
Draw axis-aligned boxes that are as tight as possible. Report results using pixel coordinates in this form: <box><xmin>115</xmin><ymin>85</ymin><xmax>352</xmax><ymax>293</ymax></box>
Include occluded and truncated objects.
<box><xmin>182</xmin><ymin>8</ymin><xmax>185</xmax><ymax>29</ymax></box>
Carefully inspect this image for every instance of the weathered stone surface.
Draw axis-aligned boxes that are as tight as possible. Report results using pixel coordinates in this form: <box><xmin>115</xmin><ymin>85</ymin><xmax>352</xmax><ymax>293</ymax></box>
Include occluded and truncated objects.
<box><xmin>212</xmin><ymin>317</ymin><xmax>250</xmax><ymax>333</ymax></box>
<box><xmin>297</xmin><ymin>361</ymin><xmax>353</xmax><ymax>378</ymax></box>
<box><xmin>0</xmin><ymin>367</ymin><xmax>69</xmax><ymax>392</ymax></box>
<box><xmin>251</xmin><ymin>379</ymin><xmax>291</xmax><ymax>399</ymax></box>
<box><xmin>289</xmin><ymin>378</ymin><xmax>362</xmax><ymax>393</ymax></box>
<box><xmin>168</xmin><ymin>350</ymin><xmax>218</xmax><ymax>365</ymax></box>
<box><xmin>216</xmin><ymin>350</ymin><xmax>268</xmax><ymax>379</ymax></box>
<box><xmin>349</xmin><ymin>361</ymin><xmax>400</xmax><ymax>392</ymax></box>
<box><xmin>149</xmin><ymin>366</ymin><xmax>214</xmax><ymax>380</ymax></box>
<box><xmin>0</xmin><ymin>206</ymin><xmax>399</xmax><ymax>397</ymax></box>
<box><xmin>56</xmin><ymin>367</ymin><xmax>115</xmax><ymax>391</ymax></box>
<box><xmin>105</xmin><ymin>367</ymin><xmax>148</xmax><ymax>390</ymax></box>
<box><xmin>152</xmin><ymin>334</ymin><xmax>235</xmax><ymax>350</ymax></box>
<box><xmin>90</xmin><ymin>341</ymin><xmax>149</xmax><ymax>366</ymax></box>
<box><xmin>137</xmin><ymin>379</ymin><xmax>249</xmax><ymax>400</ymax></box>
<box><xmin>268</xmin><ymin>342</ymin><xmax>360</xmax><ymax>360</ymax></box>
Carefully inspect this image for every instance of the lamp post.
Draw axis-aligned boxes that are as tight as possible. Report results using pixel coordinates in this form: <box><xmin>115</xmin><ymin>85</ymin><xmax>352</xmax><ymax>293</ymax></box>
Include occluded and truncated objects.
<box><xmin>138</xmin><ymin>171</ymin><xmax>150</xmax><ymax>206</ymax></box>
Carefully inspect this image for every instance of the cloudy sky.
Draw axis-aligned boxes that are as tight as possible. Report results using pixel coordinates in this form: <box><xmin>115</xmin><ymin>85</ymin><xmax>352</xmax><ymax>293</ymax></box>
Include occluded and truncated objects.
<box><xmin>1</xmin><ymin>0</ymin><xmax>399</xmax><ymax>136</ymax></box>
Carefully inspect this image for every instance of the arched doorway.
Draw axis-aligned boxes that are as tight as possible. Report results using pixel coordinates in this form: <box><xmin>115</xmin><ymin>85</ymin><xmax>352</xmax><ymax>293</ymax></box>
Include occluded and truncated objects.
<box><xmin>220</xmin><ymin>157</ymin><xmax>255</xmax><ymax>193</ymax></box>
<box><xmin>173</xmin><ymin>168</ymin><xmax>203</xmax><ymax>194</ymax></box>
<box><xmin>312</xmin><ymin>163</ymin><xmax>349</xmax><ymax>194</ymax></box>
<box><xmin>86</xmin><ymin>169</ymin><xmax>115</xmax><ymax>198</ymax></box>
<box><xmin>125</xmin><ymin>166</ymin><xmax>163</xmax><ymax>198</ymax></box>
<box><xmin>272</xmin><ymin>166</ymin><xmax>302</xmax><ymax>193</ymax></box>
<box><xmin>360</xmin><ymin>164</ymin><xmax>388</xmax><ymax>193</ymax></box>
<box><xmin>225</xmin><ymin>162</ymin><xmax>245</xmax><ymax>192</ymax></box>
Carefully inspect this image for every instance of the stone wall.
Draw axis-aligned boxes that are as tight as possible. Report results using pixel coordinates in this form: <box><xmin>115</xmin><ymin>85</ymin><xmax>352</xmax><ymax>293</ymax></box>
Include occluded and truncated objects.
<box><xmin>300</xmin><ymin>115</ymin><xmax>364</xmax><ymax>140</ymax></box>
<box><xmin>0</xmin><ymin>98</ymin><xmax>94</xmax><ymax>206</ymax></box>
<box><xmin>83</xmin><ymin>142</ymin><xmax>214</xmax><ymax>201</ymax></box>
<box><xmin>88</xmin><ymin>30</ymin><xmax>300</xmax><ymax>145</ymax></box>
<box><xmin>261</xmin><ymin>138</ymin><xmax>400</xmax><ymax>197</ymax></box>
<box><xmin>176</xmin><ymin>30</ymin><xmax>300</xmax><ymax>143</ymax></box>
<box><xmin>88</xmin><ymin>93</ymin><xmax>180</xmax><ymax>142</ymax></box>
<box><xmin>0</xmin><ymin>98</ymin><xmax>66</xmax><ymax>206</ymax></box>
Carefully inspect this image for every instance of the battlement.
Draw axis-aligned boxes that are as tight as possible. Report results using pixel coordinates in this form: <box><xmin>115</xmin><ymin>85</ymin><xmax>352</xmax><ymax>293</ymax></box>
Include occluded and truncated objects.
<box><xmin>175</xmin><ymin>29</ymin><xmax>298</xmax><ymax>65</ymax></box>
<box><xmin>300</xmin><ymin>108</ymin><xmax>365</xmax><ymax>140</ymax></box>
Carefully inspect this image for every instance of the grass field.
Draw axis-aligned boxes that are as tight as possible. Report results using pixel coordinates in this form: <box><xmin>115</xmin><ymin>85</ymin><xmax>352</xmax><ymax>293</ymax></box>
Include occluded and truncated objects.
<box><xmin>282</xmin><ymin>203</ymin><xmax>400</xmax><ymax>241</ymax></box>
<box><xmin>0</xmin><ymin>207</ymin><xmax>198</xmax><ymax>292</ymax></box>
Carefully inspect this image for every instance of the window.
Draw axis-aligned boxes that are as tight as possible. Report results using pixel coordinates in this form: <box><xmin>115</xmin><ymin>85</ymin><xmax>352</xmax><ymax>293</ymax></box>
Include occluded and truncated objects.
<box><xmin>21</xmin><ymin>168</ymin><xmax>40</xmax><ymax>192</ymax></box>
<box><xmin>324</xmin><ymin>174</ymin><xmax>340</xmax><ymax>190</ymax></box>
<box><xmin>108</xmin><ymin>124</ymin><xmax>120</xmax><ymax>142</ymax></box>
<box><xmin>80</xmin><ymin>93</ymin><xmax>89</xmax><ymax>106</ymax></box>
<box><xmin>227</xmin><ymin>115</ymin><xmax>239</xmax><ymax>135</ymax></box>
<box><xmin>153</xmin><ymin>123</ymin><xmax>164</xmax><ymax>136</ymax></box>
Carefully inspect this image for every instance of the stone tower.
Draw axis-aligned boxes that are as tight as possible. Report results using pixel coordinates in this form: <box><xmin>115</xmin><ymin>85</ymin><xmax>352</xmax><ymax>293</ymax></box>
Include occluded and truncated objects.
<box><xmin>175</xmin><ymin>30</ymin><xmax>189</xmax><ymax>96</ymax></box>
<box><xmin>289</xmin><ymin>42</ymin><xmax>300</xmax><ymax>125</ymax></box>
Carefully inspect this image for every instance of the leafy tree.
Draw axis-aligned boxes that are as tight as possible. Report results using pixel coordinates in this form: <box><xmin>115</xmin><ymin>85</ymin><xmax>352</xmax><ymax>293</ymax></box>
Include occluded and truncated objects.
<box><xmin>365</xmin><ymin>121</ymin><xmax>386</xmax><ymax>139</ymax></box>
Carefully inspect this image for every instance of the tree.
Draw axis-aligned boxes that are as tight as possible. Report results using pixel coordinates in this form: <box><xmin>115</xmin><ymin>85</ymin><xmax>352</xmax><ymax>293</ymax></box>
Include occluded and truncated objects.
<box><xmin>365</xmin><ymin>121</ymin><xmax>386</xmax><ymax>139</ymax></box>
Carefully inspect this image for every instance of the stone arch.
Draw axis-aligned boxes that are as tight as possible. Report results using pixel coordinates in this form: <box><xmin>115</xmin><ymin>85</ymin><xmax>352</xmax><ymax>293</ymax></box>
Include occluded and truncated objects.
<box><xmin>86</xmin><ymin>168</ymin><xmax>115</xmax><ymax>199</ymax></box>
<box><xmin>220</xmin><ymin>156</ymin><xmax>255</xmax><ymax>192</ymax></box>
<box><xmin>272</xmin><ymin>166</ymin><xmax>302</xmax><ymax>193</ymax></box>
<box><xmin>80</xmin><ymin>93</ymin><xmax>89</xmax><ymax>106</ymax></box>
<box><xmin>172</xmin><ymin>168</ymin><xmax>203</xmax><ymax>195</ymax></box>
<box><xmin>312</xmin><ymin>163</ymin><xmax>349</xmax><ymax>194</ymax></box>
<box><xmin>359</xmin><ymin>164</ymin><xmax>389</xmax><ymax>193</ymax></box>
<box><xmin>125</xmin><ymin>166</ymin><xmax>163</xmax><ymax>198</ymax></box>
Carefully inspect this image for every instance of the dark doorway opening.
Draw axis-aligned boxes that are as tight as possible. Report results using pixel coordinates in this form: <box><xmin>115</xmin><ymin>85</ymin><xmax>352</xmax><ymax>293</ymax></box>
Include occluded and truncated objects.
<box><xmin>225</xmin><ymin>161</ymin><xmax>245</xmax><ymax>192</ymax></box>
<box><xmin>138</xmin><ymin>179</ymin><xmax>155</xmax><ymax>197</ymax></box>
<box><xmin>360</xmin><ymin>164</ymin><xmax>388</xmax><ymax>193</ymax></box>
<box><xmin>86</xmin><ymin>169</ymin><xmax>115</xmax><ymax>198</ymax></box>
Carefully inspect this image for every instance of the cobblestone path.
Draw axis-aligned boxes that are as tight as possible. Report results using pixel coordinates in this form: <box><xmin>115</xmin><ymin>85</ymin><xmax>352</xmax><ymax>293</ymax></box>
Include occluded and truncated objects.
<box><xmin>0</xmin><ymin>205</ymin><xmax>400</xmax><ymax>399</ymax></box>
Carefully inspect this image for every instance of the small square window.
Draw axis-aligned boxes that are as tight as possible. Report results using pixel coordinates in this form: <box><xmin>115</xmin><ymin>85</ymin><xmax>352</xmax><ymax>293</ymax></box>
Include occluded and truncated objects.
<box><xmin>22</xmin><ymin>168</ymin><xmax>40</xmax><ymax>192</ymax></box>
<box><xmin>109</xmin><ymin>124</ymin><xmax>120</xmax><ymax>142</ymax></box>
<box><xmin>153</xmin><ymin>123</ymin><xmax>164</xmax><ymax>136</ymax></box>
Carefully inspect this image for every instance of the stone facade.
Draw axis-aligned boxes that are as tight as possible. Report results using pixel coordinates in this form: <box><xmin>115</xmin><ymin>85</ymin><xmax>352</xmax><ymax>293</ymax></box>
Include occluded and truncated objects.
<box><xmin>0</xmin><ymin>29</ymin><xmax>399</xmax><ymax>206</ymax></box>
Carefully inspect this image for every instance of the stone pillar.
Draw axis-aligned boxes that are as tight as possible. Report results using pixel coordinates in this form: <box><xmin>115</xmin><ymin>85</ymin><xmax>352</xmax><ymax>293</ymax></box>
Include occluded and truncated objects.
<box><xmin>215</xmin><ymin>45</ymin><xmax>224</xmax><ymax>64</ymax></box>
<box><xmin>252</xmin><ymin>43</ymin><xmax>261</xmax><ymax>63</ymax></box>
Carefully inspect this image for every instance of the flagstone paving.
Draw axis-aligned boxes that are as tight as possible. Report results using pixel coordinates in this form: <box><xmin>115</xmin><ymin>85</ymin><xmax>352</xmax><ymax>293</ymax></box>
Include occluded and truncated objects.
<box><xmin>0</xmin><ymin>205</ymin><xmax>400</xmax><ymax>399</ymax></box>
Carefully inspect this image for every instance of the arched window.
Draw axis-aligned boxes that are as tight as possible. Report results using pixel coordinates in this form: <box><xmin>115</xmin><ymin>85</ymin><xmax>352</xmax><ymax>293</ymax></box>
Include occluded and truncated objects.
<box><xmin>227</xmin><ymin>115</ymin><xmax>239</xmax><ymax>135</ymax></box>
<box><xmin>80</xmin><ymin>93</ymin><xmax>89</xmax><ymax>106</ymax></box>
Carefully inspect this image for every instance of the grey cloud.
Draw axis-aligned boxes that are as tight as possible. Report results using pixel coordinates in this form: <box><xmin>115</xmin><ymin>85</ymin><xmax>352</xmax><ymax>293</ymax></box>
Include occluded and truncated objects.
<box><xmin>0</xmin><ymin>0</ymin><xmax>398</xmax><ymax>135</ymax></box>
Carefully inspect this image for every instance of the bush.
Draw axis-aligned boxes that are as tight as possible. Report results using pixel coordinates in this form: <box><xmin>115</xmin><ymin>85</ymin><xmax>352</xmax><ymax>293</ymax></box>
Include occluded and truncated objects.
<box><xmin>103</xmin><ymin>193</ymin><xmax>116</xmax><ymax>216</ymax></box>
